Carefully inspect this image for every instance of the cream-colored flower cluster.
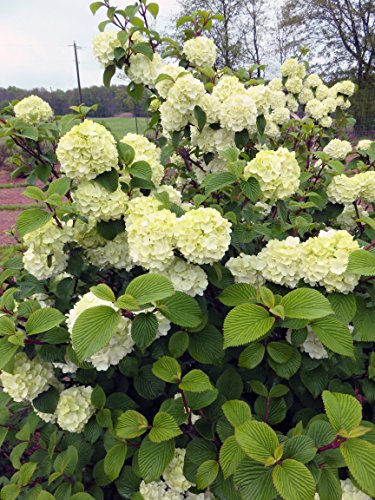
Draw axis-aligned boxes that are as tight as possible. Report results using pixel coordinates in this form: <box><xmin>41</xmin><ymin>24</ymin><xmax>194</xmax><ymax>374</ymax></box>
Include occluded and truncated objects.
<box><xmin>66</xmin><ymin>291</ymin><xmax>134</xmax><ymax>370</ymax></box>
<box><xmin>128</xmin><ymin>52</ymin><xmax>164</xmax><ymax>86</ymax></box>
<box><xmin>86</xmin><ymin>231</ymin><xmax>134</xmax><ymax>271</ymax></box>
<box><xmin>14</xmin><ymin>95</ymin><xmax>53</xmax><ymax>126</ymax></box>
<box><xmin>126</xmin><ymin>196</ymin><xmax>177</xmax><ymax>271</ymax></box>
<box><xmin>183</xmin><ymin>36</ymin><xmax>217</xmax><ymax>67</ymax></box>
<box><xmin>286</xmin><ymin>328</ymin><xmax>328</xmax><ymax>360</ymax></box>
<box><xmin>357</xmin><ymin>139</ymin><xmax>373</xmax><ymax>151</ymax></box>
<box><xmin>139</xmin><ymin>481</ymin><xmax>183</xmax><ymax>500</ymax></box>
<box><xmin>323</xmin><ymin>139</ymin><xmax>352</xmax><ymax>160</ymax></box>
<box><xmin>92</xmin><ymin>31</ymin><xmax>123</xmax><ymax>66</ymax></box>
<box><xmin>336</xmin><ymin>204</ymin><xmax>368</xmax><ymax>231</ymax></box>
<box><xmin>175</xmin><ymin>207</ymin><xmax>232</xmax><ymax>265</ymax></box>
<box><xmin>327</xmin><ymin>171</ymin><xmax>375</xmax><ymax>204</ymax></box>
<box><xmin>55</xmin><ymin>386</ymin><xmax>95</xmax><ymax>433</ymax></box>
<box><xmin>302</xmin><ymin>229</ymin><xmax>360</xmax><ymax>293</ymax></box>
<box><xmin>161</xmin><ymin>258</ymin><xmax>208</xmax><ymax>296</ymax></box>
<box><xmin>243</xmin><ymin>147</ymin><xmax>300</xmax><ymax>201</ymax></box>
<box><xmin>256</xmin><ymin>237</ymin><xmax>304</xmax><ymax>288</ymax></box>
<box><xmin>163</xmin><ymin>448</ymin><xmax>194</xmax><ymax>492</ymax></box>
<box><xmin>0</xmin><ymin>353</ymin><xmax>56</xmax><ymax>402</ymax></box>
<box><xmin>225</xmin><ymin>253</ymin><xmax>265</xmax><ymax>287</ymax></box>
<box><xmin>56</xmin><ymin>120</ymin><xmax>118</xmax><ymax>182</ymax></box>
<box><xmin>23</xmin><ymin>220</ymin><xmax>74</xmax><ymax>280</ymax></box>
<box><xmin>73</xmin><ymin>181</ymin><xmax>128</xmax><ymax>221</ymax></box>
<box><xmin>121</xmin><ymin>133</ymin><xmax>164</xmax><ymax>186</ymax></box>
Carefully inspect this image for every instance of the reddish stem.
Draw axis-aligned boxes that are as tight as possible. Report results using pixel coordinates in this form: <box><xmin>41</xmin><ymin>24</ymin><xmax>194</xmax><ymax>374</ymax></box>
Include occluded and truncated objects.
<box><xmin>364</xmin><ymin>240</ymin><xmax>375</xmax><ymax>250</ymax></box>
<box><xmin>264</xmin><ymin>396</ymin><xmax>270</xmax><ymax>423</ymax></box>
<box><xmin>317</xmin><ymin>436</ymin><xmax>347</xmax><ymax>453</ymax></box>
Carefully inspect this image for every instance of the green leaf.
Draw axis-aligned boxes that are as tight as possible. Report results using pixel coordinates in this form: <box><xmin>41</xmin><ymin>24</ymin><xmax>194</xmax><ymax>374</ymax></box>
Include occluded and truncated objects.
<box><xmin>132</xmin><ymin>42</ymin><xmax>154</xmax><ymax>60</ymax></box>
<box><xmin>267</xmin><ymin>342</ymin><xmax>295</xmax><ymax>363</ymax></box>
<box><xmin>176</xmin><ymin>15</ymin><xmax>193</xmax><ymax>28</ymax></box>
<box><xmin>131</xmin><ymin>312</ymin><xmax>158</xmax><ymax>350</ymax></box>
<box><xmin>0</xmin><ymin>339</ymin><xmax>18</xmax><ymax>370</ymax></box>
<box><xmin>147</xmin><ymin>2</ymin><xmax>159</xmax><ymax>18</ymax></box>
<box><xmin>281</xmin><ymin>288</ymin><xmax>333</xmax><ymax>320</ymax></box>
<box><xmin>104</xmin><ymin>443</ymin><xmax>127</xmax><ymax>481</ymax></box>
<box><xmin>90</xmin><ymin>284</ymin><xmax>115</xmax><ymax>303</ymax></box>
<box><xmin>188</xmin><ymin>325</ymin><xmax>223</xmax><ymax>365</ymax></box>
<box><xmin>222</xmin><ymin>400</ymin><xmax>252</xmax><ymax>428</ymax></box>
<box><xmin>115</xmin><ymin>293</ymin><xmax>140</xmax><ymax>311</ymax></box>
<box><xmin>328</xmin><ymin>293</ymin><xmax>357</xmax><ymax>324</ymax></box>
<box><xmin>240</xmin><ymin>177</ymin><xmax>261</xmax><ymax>202</ymax></box>
<box><xmin>18</xmin><ymin>461</ymin><xmax>37</xmax><ymax>486</ymax></box>
<box><xmin>223</xmin><ymin>304</ymin><xmax>275</xmax><ymax>348</ymax></box>
<box><xmin>54</xmin><ymin>446</ymin><xmax>78</xmax><ymax>475</ymax></box>
<box><xmin>91</xmin><ymin>385</ymin><xmax>106</xmax><ymax>409</ymax></box>
<box><xmin>220</xmin><ymin>435</ymin><xmax>246</xmax><ymax>479</ymax></box>
<box><xmin>179</xmin><ymin>369</ymin><xmax>212</xmax><ymax>393</ymax></box>
<box><xmin>194</xmin><ymin>105</ymin><xmax>207</xmax><ymax>132</ymax></box>
<box><xmin>268</xmin><ymin>348</ymin><xmax>301</xmax><ymax>380</ymax></box>
<box><xmin>138</xmin><ymin>436</ymin><xmax>175</xmax><ymax>482</ymax></box>
<box><xmin>219</xmin><ymin>283</ymin><xmax>257</xmax><ymax>306</ymax></box>
<box><xmin>149</xmin><ymin>412</ymin><xmax>182</xmax><ymax>443</ymax></box>
<box><xmin>234</xmin><ymin>457</ymin><xmax>277</xmax><ymax>500</ymax></box>
<box><xmin>25</xmin><ymin>307</ymin><xmax>65</xmax><ymax>335</ymax></box>
<box><xmin>33</xmin><ymin>387</ymin><xmax>59</xmax><ymax>414</ymax></box>
<box><xmin>23</xmin><ymin>186</ymin><xmax>45</xmax><ymax>201</ymax></box>
<box><xmin>152</xmin><ymin>356</ymin><xmax>181</xmax><ymax>383</ymax></box>
<box><xmin>95</xmin><ymin>168</ymin><xmax>119</xmax><ymax>192</ymax></box>
<box><xmin>353</xmin><ymin>298</ymin><xmax>375</xmax><ymax>341</ymax></box>
<box><xmin>157</xmin><ymin>292</ymin><xmax>203</xmax><ymax>328</ymax></box>
<box><xmin>316</xmin><ymin>468</ymin><xmax>341</xmax><ymax>500</ymax></box>
<box><xmin>129</xmin><ymin>161</ymin><xmax>152</xmax><ymax>180</ymax></box>
<box><xmin>118</xmin><ymin>142</ymin><xmax>135</xmax><ymax>165</ymax></box>
<box><xmin>238</xmin><ymin>343</ymin><xmax>265</xmax><ymax>370</ymax></box>
<box><xmin>169</xmin><ymin>331</ymin><xmax>189</xmax><ymax>358</ymax></box>
<box><xmin>126</xmin><ymin>274</ymin><xmax>174</xmax><ymax>305</ymax></box>
<box><xmin>71</xmin><ymin>306</ymin><xmax>120</xmax><ymax>361</ymax></box>
<box><xmin>17</xmin><ymin>208</ymin><xmax>52</xmax><ymax>239</ymax></box>
<box><xmin>235</xmin><ymin>420</ymin><xmax>279</xmax><ymax>464</ymax></box>
<box><xmin>269</xmin><ymin>384</ymin><xmax>289</xmax><ymax>398</ymax></box>
<box><xmin>256</xmin><ymin>115</ymin><xmax>266</xmax><ymax>136</ymax></box>
<box><xmin>196</xmin><ymin>460</ymin><xmax>219</xmax><ymax>489</ymax></box>
<box><xmin>90</xmin><ymin>2</ymin><xmax>104</xmax><ymax>14</ymax></box>
<box><xmin>103</xmin><ymin>64</ymin><xmax>116</xmax><ymax>87</ymax></box>
<box><xmin>347</xmin><ymin>249</ymin><xmax>375</xmax><ymax>276</ymax></box>
<box><xmin>272</xmin><ymin>459</ymin><xmax>315</xmax><ymax>500</ymax></box>
<box><xmin>115</xmin><ymin>410</ymin><xmax>148</xmax><ymax>439</ymax></box>
<box><xmin>97</xmin><ymin>219</ymin><xmax>125</xmax><ymax>241</ymax></box>
<box><xmin>185</xmin><ymin>388</ymin><xmax>218</xmax><ymax>410</ymax></box>
<box><xmin>310</xmin><ymin>316</ymin><xmax>354</xmax><ymax>357</ymax></box>
<box><xmin>322</xmin><ymin>391</ymin><xmax>362</xmax><ymax>436</ymax></box>
<box><xmin>283</xmin><ymin>435</ymin><xmax>317</xmax><ymax>463</ymax></box>
<box><xmin>340</xmin><ymin>438</ymin><xmax>375</xmax><ymax>496</ymax></box>
<box><xmin>202</xmin><ymin>171</ymin><xmax>237</xmax><ymax>195</ymax></box>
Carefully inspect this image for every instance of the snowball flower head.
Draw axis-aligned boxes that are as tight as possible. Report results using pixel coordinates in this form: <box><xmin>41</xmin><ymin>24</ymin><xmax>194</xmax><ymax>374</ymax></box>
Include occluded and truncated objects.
<box><xmin>14</xmin><ymin>95</ymin><xmax>53</xmax><ymax>126</ymax></box>
<box><xmin>327</xmin><ymin>174</ymin><xmax>361</xmax><ymax>204</ymax></box>
<box><xmin>305</xmin><ymin>99</ymin><xmax>326</xmax><ymax>120</ymax></box>
<box><xmin>163</xmin><ymin>448</ymin><xmax>194</xmax><ymax>493</ymax></box>
<box><xmin>285</xmin><ymin>76</ymin><xmax>303</xmax><ymax>94</ymax></box>
<box><xmin>56</xmin><ymin>120</ymin><xmax>118</xmax><ymax>181</ymax></box>
<box><xmin>286</xmin><ymin>327</ymin><xmax>328</xmax><ymax>359</ymax></box>
<box><xmin>219</xmin><ymin>93</ymin><xmax>257</xmax><ymax>132</ymax></box>
<box><xmin>0</xmin><ymin>353</ymin><xmax>56</xmax><ymax>402</ymax></box>
<box><xmin>337</xmin><ymin>204</ymin><xmax>368</xmax><ymax>231</ymax></box>
<box><xmin>334</xmin><ymin>80</ymin><xmax>356</xmax><ymax>96</ymax></box>
<box><xmin>226</xmin><ymin>253</ymin><xmax>265</xmax><ymax>287</ymax></box>
<box><xmin>139</xmin><ymin>480</ymin><xmax>183</xmax><ymax>500</ymax></box>
<box><xmin>175</xmin><ymin>207</ymin><xmax>232</xmax><ymax>265</ymax></box>
<box><xmin>358</xmin><ymin>171</ymin><xmax>375</xmax><ymax>202</ymax></box>
<box><xmin>256</xmin><ymin>237</ymin><xmax>304</xmax><ymax>288</ymax></box>
<box><xmin>127</xmin><ymin>52</ymin><xmax>164</xmax><ymax>86</ymax></box>
<box><xmin>357</xmin><ymin>139</ymin><xmax>372</xmax><ymax>151</ymax></box>
<box><xmin>155</xmin><ymin>65</ymin><xmax>186</xmax><ymax>99</ymax></box>
<box><xmin>73</xmin><ymin>181</ymin><xmax>128</xmax><ymax>221</ymax></box>
<box><xmin>243</xmin><ymin>147</ymin><xmax>300</xmax><ymax>201</ymax></box>
<box><xmin>212</xmin><ymin>75</ymin><xmax>246</xmax><ymax>103</ymax></box>
<box><xmin>304</xmin><ymin>73</ymin><xmax>322</xmax><ymax>89</ymax></box>
<box><xmin>301</xmin><ymin>229</ymin><xmax>360</xmax><ymax>293</ymax></box>
<box><xmin>167</xmin><ymin>73</ymin><xmax>205</xmax><ymax>114</ymax></box>
<box><xmin>93</xmin><ymin>31</ymin><xmax>122</xmax><ymax>66</ymax></box>
<box><xmin>280</xmin><ymin>59</ymin><xmax>305</xmax><ymax>78</ymax></box>
<box><xmin>323</xmin><ymin>139</ymin><xmax>352</xmax><ymax>160</ymax></box>
<box><xmin>55</xmin><ymin>386</ymin><xmax>95</xmax><ymax>433</ymax></box>
<box><xmin>23</xmin><ymin>246</ymin><xmax>69</xmax><ymax>281</ymax></box>
<box><xmin>161</xmin><ymin>258</ymin><xmax>208</xmax><ymax>296</ymax></box>
<box><xmin>340</xmin><ymin>478</ymin><xmax>370</xmax><ymax>500</ymax></box>
<box><xmin>183</xmin><ymin>36</ymin><xmax>217</xmax><ymax>67</ymax></box>
<box><xmin>86</xmin><ymin>231</ymin><xmax>134</xmax><ymax>271</ymax></box>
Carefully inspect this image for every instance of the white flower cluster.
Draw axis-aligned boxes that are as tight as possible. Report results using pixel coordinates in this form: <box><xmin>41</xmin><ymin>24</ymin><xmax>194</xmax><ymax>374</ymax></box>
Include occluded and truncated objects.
<box><xmin>56</xmin><ymin>120</ymin><xmax>118</xmax><ymax>181</ymax></box>
<box><xmin>55</xmin><ymin>386</ymin><xmax>95</xmax><ymax>433</ymax></box>
<box><xmin>23</xmin><ymin>220</ymin><xmax>74</xmax><ymax>280</ymax></box>
<box><xmin>66</xmin><ymin>291</ymin><xmax>134</xmax><ymax>370</ymax></box>
<box><xmin>357</xmin><ymin>139</ymin><xmax>373</xmax><ymax>151</ymax></box>
<box><xmin>302</xmin><ymin>229</ymin><xmax>360</xmax><ymax>293</ymax></box>
<box><xmin>286</xmin><ymin>327</ymin><xmax>328</xmax><ymax>360</ymax></box>
<box><xmin>0</xmin><ymin>353</ymin><xmax>56</xmax><ymax>402</ymax></box>
<box><xmin>128</xmin><ymin>52</ymin><xmax>164</xmax><ymax>86</ymax></box>
<box><xmin>323</xmin><ymin>139</ymin><xmax>352</xmax><ymax>160</ymax></box>
<box><xmin>14</xmin><ymin>95</ymin><xmax>53</xmax><ymax>126</ymax></box>
<box><xmin>183</xmin><ymin>36</ymin><xmax>217</xmax><ymax>67</ymax></box>
<box><xmin>243</xmin><ymin>147</ymin><xmax>300</xmax><ymax>201</ymax></box>
<box><xmin>256</xmin><ymin>237</ymin><xmax>304</xmax><ymax>288</ymax></box>
<box><xmin>86</xmin><ymin>231</ymin><xmax>134</xmax><ymax>271</ymax></box>
<box><xmin>126</xmin><ymin>196</ymin><xmax>177</xmax><ymax>271</ymax></box>
<box><xmin>175</xmin><ymin>207</ymin><xmax>232</xmax><ymax>265</ymax></box>
<box><xmin>226</xmin><ymin>229</ymin><xmax>359</xmax><ymax>293</ymax></box>
<box><xmin>327</xmin><ymin>171</ymin><xmax>375</xmax><ymax>204</ymax></box>
<box><xmin>163</xmin><ymin>448</ymin><xmax>194</xmax><ymax>492</ymax></box>
<box><xmin>139</xmin><ymin>481</ymin><xmax>182</xmax><ymax>500</ymax></box>
<box><xmin>121</xmin><ymin>133</ymin><xmax>164</xmax><ymax>186</ymax></box>
<box><xmin>73</xmin><ymin>181</ymin><xmax>128</xmax><ymax>221</ymax></box>
<box><xmin>161</xmin><ymin>258</ymin><xmax>208</xmax><ymax>296</ymax></box>
<box><xmin>93</xmin><ymin>31</ymin><xmax>123</xmax><ymax>66</ymax></box>
<box><xmin>225</xmin><ymin>253</ymin><xmax>265</xmax><ymax>287</ymax></box>
<box><xmin>336</xmin><ymin>204</ymin><xmax>368</xmax><ymax>231</ymax></box>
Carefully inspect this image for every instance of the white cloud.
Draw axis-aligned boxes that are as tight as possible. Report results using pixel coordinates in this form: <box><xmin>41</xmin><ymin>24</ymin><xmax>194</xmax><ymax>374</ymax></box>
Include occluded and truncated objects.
<box><xmin>0</xmin><ymin>0</ymin><xmax>178</xmax><ymax>90</ymax></box>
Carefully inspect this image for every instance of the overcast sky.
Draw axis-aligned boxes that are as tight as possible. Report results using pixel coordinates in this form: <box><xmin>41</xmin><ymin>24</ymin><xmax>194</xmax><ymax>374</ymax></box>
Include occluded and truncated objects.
<box><xmin>0</xmin><ymin>0</ymin><xmax>178</xmax><ymax>90</ymax></box>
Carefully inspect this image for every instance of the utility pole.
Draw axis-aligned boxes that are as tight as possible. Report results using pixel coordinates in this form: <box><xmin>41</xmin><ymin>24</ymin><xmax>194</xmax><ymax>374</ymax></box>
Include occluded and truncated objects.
<box><xmin>69</xmin><ymin>41</ymin><xmax>83</xmax><ymax>104</ymax></box>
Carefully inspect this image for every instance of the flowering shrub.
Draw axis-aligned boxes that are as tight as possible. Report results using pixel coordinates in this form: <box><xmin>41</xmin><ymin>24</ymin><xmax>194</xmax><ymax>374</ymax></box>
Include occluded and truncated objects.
<box><xmin>0</xmin><ymin>1</ymin><xmax>375</xmax><ymax>499</ymax></box>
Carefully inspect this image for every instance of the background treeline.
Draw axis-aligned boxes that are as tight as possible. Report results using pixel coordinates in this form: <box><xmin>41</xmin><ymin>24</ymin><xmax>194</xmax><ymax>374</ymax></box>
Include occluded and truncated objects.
<box><xmin>0</xmin><ymin>85</ymin><xmax>148</xmax><ymax>118</ymax></box>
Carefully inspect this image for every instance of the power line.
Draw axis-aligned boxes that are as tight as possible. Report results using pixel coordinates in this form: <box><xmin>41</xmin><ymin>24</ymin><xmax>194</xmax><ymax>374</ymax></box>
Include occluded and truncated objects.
<box><xmin>68</xmin><ymin>41</ymin><xmax>83</xmax><ymax>104</ymax></box>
